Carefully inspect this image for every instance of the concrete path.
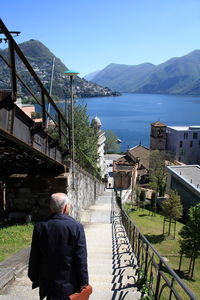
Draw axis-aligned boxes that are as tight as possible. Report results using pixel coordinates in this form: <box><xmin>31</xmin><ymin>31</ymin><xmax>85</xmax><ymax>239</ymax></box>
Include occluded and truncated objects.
<box><xmin>104</xmin><ymin>154</ymin><xmax>123</xmax><ymax>188</ymax></box>
<box><xmin>82</xmin><ymin>189</ymin><xmax>113</xmax><ymax>299</ymax></box>
<box><xmin>81</xmin><ymin>189</ymin><xmax>141</xmax><ymax>299</ymax></box>
<box><xmin>0</xmin><ymin>189</ymin><xmax>141</xmax><ymax>299</ymax></box>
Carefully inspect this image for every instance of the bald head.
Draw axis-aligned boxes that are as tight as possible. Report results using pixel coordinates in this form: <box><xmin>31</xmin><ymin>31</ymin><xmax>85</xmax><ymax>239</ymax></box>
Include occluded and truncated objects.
<box><xmin>50</xmin><ymin>193</ymin><xmax>70</xmax><ymax>214</ymax></box>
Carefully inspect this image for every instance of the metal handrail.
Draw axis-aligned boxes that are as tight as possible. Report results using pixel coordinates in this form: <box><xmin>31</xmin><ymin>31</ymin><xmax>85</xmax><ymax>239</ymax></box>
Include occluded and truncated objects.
<box><xmin>75</xmin><ymin>145</ymin><xmax>101</xmax><ymax>180</ymax></box>
<box><xmin>0</xmin><ymin>18</ymin><xmax>70</xmax><ymax>150</ymax></box>
<box><xmin>118</xmin><ymin>204</ymin><xmax>197</xmax><ymax>300</ymax></box>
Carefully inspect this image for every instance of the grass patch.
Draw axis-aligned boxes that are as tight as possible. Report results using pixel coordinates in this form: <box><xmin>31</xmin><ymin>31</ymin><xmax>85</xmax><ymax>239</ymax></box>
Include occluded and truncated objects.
<box><xmin>0</xmin><ymin>223</ymin><xmax>34</xmax><ymax>262</ymax></box>
<box><xmin>124</xmin><ymin>204</ymin><xmax>200</xmax><ymax>298</ymax></box>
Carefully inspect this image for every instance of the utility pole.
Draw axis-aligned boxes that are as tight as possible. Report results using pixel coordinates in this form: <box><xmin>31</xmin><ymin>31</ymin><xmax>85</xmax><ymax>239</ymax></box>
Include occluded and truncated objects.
<box><xmin>64</xmin><ymin>70</ymin><xmax>79</xmax><ymax>189</ymax></box>
<box><xmin>47</xmin><ymin>57</ymin><xmax>55</xmax><ymax>128</ymax></box>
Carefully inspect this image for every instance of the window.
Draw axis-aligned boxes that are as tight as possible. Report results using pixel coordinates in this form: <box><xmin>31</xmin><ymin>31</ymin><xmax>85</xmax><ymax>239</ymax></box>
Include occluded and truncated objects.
<box><xmin>179</xmin><ymin>141</ymin><xmax>183</xmax><ymax>148</ymax></box>
<box><xmin>193</xmin><ymin>132</ymin><xmax>198</xmax><ymax>139</ymax></box>
<box><xmin>190</xmin><ymin>141</ymin><xmax>193</xmax><ymax>148</ymax></box>
<box><xmin>179</xmin><ymin>149</ymin><xmax>185</xmax><ymax>155</ymax></box>
<box><xmin>184</xmin><ymin>132</ymin><xmax>188</xmax><ymax>139</ymax></box>
<box><xmin>199</xmin><ymin>141</ymin><xmax>200</xmax><ymax>147</ymax></box>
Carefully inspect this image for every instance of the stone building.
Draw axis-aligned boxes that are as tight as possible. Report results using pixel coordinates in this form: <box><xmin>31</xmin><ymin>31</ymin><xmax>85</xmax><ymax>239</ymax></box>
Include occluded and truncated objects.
<box><xmin>128</xmin><ymin>145</ymin><xmax>149</xmax><ymax>184</ymax></box>
<box><xmin>113</xmin><ymin>154</ymin><xmax>137</xmax><ymax>190</ymax></box>
<box><xmin>150</xmin><ymin>121</ymin><xmax>167</xmax><ymax>151</ymax></box>
<box><xmin>113</xmin><ymin>145</ymin><xmax>149</xmax><ymax>190</ymax></box>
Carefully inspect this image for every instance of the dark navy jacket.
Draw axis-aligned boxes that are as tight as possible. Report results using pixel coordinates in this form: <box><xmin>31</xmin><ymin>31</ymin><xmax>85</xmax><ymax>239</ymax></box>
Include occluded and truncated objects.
<box><xmin>28</xmin><ymin>213</ymin><xmax>88</xmax><ymax>299</ymax></box>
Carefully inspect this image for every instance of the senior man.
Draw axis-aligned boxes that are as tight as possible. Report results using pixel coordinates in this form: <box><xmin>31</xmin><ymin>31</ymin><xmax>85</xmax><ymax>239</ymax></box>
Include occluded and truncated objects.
<box><xmin>28</xmin><ymin>193</ymin><xmax>88</xmax><ymax>300</ymax></box>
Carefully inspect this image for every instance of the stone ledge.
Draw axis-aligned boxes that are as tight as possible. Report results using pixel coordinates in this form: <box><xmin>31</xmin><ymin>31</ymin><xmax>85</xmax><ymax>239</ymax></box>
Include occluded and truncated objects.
<box><xmin>0</xmin><ymin>268</ymin><xmax>13</xmax><ymax>290</ymax></box>
<box><xmin>0</xmin><ymin>247</ymin><xmax>30</xmax><ymax>290</ymax></box>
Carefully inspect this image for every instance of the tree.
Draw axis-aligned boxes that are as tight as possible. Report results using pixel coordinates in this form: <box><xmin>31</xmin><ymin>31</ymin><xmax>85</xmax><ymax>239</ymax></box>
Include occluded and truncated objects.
<box><xmin>104</xmin><ymin>130</ymin><xmax>120</xmax><ymax>153</ymax></box>
<box><xmin>31</xmin><ymin>111</ymin><xmax>42</xmax><ymax>119</ymax></box>
<box><xmin>162</xmin><ymin>190</ymin><xmax>183</xmax><ymax>238</ymax></box>
<box><xmin>150</xmin><ymin>191</ymin><xmax>157</xmax><ymax>216</ymax></box>
<box><xmin>149</xmin><ymin>150</ymin><xmax>167</xmax><ymax>197</ymax></box>
<box><xmin>140</xmin><ymin>189</ymin><xmax>146</xmax><ymax>209</ymax></box>
<box><xmin>179</xmin><ymin>203</ymin><xmax>200</xmax><ymax>278</ymax></box>
<box><xmin>47</xmin><ymin>103</ymin><xmax>100</xmax><ymax>177</ymax></box>
<box><xmin>133</xmin><ymin>185</ymin><xmax>141</xmax><ymax>210</ymax></box>
<box><xmin>73</xmin><ymin>104</ymin><xmax>99</xmax><ymax>173</ymax></box>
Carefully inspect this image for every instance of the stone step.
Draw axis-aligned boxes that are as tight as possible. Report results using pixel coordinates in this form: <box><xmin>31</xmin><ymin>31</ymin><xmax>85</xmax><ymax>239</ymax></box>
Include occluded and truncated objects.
<box><xmin>0</xmin><ymin>285</ymin><xmax>38</xmax><ymax>298</ymax></box>
<box><xmin>110</xmin><ymin>290</ymin><xmax>141</xmax><ymax>300</ymax></box>
<box><xmin>88</xmin><ymin>266</ymin><xmax>112</xmax><ymax>274</ymax></box>
<box><xmin>113</xmin><ymin>267</ymin><xmax>138</xmax><ymax>277</ymax></box>
<box><xmin>88</xmin><ymin>274</ymin><xmax>112</xmax><ymax>283</ymax></box>
<box><xmin>90</xmin><ymin>284</ymin><xmax>140</xmax><ymax>299</ymax></box>
<box><xmin>89</xmin><ymin>290</ymin><xmax>113</xmax><ymax>300</ymax></box>
<box><xmin>112</xmin><ymin>274</ymin><xmax>138</xmax><ymax>284</ymax></box>
<box><xmin>0</xmin><ymin>297</ymin><xmax>38</xmax><ymax>300</ymax></box>
<box><xmin>88</xmin><ymin>251</ymin><xmax>112</xmax><ymax>258</ymax></box>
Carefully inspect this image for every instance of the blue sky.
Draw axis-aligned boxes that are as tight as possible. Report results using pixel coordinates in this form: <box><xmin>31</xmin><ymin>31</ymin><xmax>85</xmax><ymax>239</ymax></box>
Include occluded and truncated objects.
<box><xmin>1</xmin><ymin>0</ymin><xmax>200</xmax><ymax>76</ymax></box>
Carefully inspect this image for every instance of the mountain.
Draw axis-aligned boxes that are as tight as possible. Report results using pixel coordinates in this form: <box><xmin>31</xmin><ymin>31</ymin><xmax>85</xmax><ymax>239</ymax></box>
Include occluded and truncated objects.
<box><xmin>91</xmin><ymin>63</ymin><xmax>155</xmax><ymax>92</ymax></box>
<box><xmin>91</xmin><ymin>50</ymin><xmax>200</xmax><ymax>95</ymax></box>
<box><xmin>0</xmin><ymin>40</ymin><xmax>120</xmax><ymax>99</ymax></box>
<box><xmin>134</xmin><ymin>50</ymin><xmax>200</xmax><ymax>94</ymax></box>
<box><xmin>84</xmin><ymin>70</ymin><xmax>100</xmax><ymax>81</ymax></box>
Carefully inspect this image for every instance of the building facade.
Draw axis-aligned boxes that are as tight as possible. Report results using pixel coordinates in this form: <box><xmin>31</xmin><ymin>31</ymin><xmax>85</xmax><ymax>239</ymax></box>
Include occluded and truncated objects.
<box><xmin>166</xmin><ymin>126</ymin><xmax>200</xmax><ymax>164</ymax></box>
<box><xmin>150</xmin><ymin>121</ymin><xmax>200</xmax><ymax>165</ymax></box>
<box><xmin>166</xmin><ymin>165</ymin><xmax>200</xmax><ymax>218</ymax></box>
<box><xmin>113</xmin><ymin>145</ymin><xmax>149</xmax><ymax>189</ymax></box>
<box><xmin>113</xmin><ymin>154</ymin><xmax>137</xmax><ymax>189</ymax></box>
<box><xmin>127</xmin><ymin>145</ymin><xmax>149</xmax><ymax>184</ymax></box>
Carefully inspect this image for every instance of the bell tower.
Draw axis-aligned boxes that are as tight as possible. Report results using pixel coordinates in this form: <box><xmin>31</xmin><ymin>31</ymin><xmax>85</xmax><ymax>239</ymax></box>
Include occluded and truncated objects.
<box><xmin>150</xmin><ymin>121</ymin><xmax>167</xmax><ymax>151</ymax></box>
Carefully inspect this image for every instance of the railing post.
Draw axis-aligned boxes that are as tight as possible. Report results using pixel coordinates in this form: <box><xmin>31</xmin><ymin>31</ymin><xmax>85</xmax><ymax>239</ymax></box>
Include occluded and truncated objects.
<box><xmin>128</xmin><ymin>219</ymin><xmax>131</xmax><ymax>241</ymax></box>
<box><xmin>126</xmin><ymin>215</ymin><xmax>129</xmax><ymax>233</ymax></box>
<box><xmin>132</xmin><ymin>226</ymin><xmax>135</xmax><ymax>251</ymax></box>
<box><xmin>144</xmin><ymin>243</ymin><xmax>149</xmax><ymax>280</ymax></box>
<box><xmin>137</xmin><ymin>233</ymin><xmax>141</xmax><ymax>264</ymax></box>
<box><xmin>8</xmin><ymin>39</ymin><xmax>17</xmax><ymax>102</ymax></box>
<box><xmin>8</xmin><ymin>39</ymin><xmax>17</xmax><ymax>134</ymax></box>
<box><xmin>169</xmin><ymin>277</ymin><xmax>175</xmax><ymax>300</ymax></box>
<box><xmin>155</xmin><ymin>259</ymin><xmax>162</xmax><ymax>299</ymax></box>
<box><xmin>129</xmin><ymin>220</ymin><xmax>132</xmax><ymax>245</ymax></box>
<box><xmin>41</xmin><ymin>89</ymin><xmax>46</xmax><ymax>127</ymax></box>
<box><xmin>58</xmin><ymin>114</ymin><xmax>61</xmax><ymax>144</ymax></box>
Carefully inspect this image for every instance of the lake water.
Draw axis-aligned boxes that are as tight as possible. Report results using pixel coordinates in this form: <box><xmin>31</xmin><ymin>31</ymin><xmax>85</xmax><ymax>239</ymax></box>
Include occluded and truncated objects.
<box><xmin>77</xmin><ymin>93</ymin><xmax>200</xmax><ymax>152</ymax></box>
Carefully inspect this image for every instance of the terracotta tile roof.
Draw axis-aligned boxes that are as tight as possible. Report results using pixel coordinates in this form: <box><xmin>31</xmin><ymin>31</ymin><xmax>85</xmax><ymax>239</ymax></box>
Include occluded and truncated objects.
<box><xmin>151</xmin><ymin>121</ymin><xmax>166</xmax><ymax>127</ymax></box>
<box><xmin>113</xmin><ymin>154</ymin><xmax>136</xmax><ymax>172</ymax></box>
<box><xmin>113</xmin><ymin>145</ymin><xmax>150</xmax><ymax>173</ymax></box>
<box><xmin>128</xmin><ymin>145</ymin><xmax>149</xmax><ymax>170</ymax></box>
<box><xmin>116</xmin><ymin>155</ymin><xmax>135</xmax><ymax>165</ymax></box>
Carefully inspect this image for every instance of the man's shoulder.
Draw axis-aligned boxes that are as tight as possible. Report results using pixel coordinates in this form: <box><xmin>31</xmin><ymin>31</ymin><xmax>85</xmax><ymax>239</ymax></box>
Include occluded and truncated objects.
<box><xmin>34</xmin><ymin>214</ymin><xmax>83</xmax><ymax>230</ymax></box>
<box><xmin>65</xmin><ymin>215</ymin><xmax>84</xmax><ymax>230</ymax></box>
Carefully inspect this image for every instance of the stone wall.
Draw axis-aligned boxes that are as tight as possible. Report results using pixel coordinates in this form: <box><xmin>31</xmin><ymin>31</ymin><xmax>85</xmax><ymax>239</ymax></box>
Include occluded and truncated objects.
<box><xmin>67</xmin><ymin>161</ymin><xmax>104</xmax><ymax>220</ymax></box>
<box><xmin>5</xmin><ymin>160</ymin><xmax>104</xmax><ymax>221</ymax></box>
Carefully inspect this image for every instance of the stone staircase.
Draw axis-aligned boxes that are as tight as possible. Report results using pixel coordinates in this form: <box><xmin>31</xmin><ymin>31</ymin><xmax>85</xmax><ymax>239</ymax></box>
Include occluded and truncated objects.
<box><xmin>82</xmin><ymin>189</ymin><xmax>141</xmax><ymax>299</ymax></box>
<box><xmin>0</xmin><ymin>189</ymin><xmax>141</xmax><ymax>299</ymax></box>
<box><xmin>82</xmin><ymin>190</ymin><xmax>113</xmax><ymax>299</ymax></box>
